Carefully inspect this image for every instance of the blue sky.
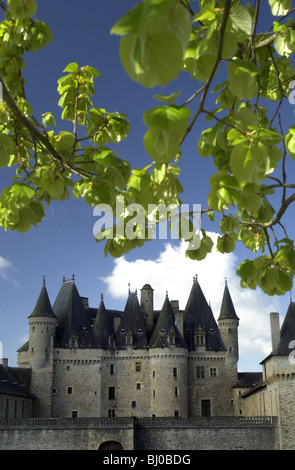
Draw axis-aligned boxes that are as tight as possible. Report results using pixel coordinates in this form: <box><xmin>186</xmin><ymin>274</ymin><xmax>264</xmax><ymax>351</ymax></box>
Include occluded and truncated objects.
<box><xmin>0</xmin><ymin>0</ymin><xmax>294</xmax><ymax>371</ymax></box>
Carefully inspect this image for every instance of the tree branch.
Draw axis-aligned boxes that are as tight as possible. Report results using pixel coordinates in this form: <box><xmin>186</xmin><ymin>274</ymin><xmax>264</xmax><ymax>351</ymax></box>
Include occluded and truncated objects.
<box><xmin>180</xmin><ymin>0</ymin><xmax>232</xmax><ymax>144</ymax></box>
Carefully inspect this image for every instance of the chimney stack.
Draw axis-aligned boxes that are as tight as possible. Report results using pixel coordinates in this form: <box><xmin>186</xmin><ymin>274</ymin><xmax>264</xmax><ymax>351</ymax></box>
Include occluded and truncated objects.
<box><xmin>270</xmin><ymin>312</ymin><xmax>280</xmax><ymax>350</ymax></box>
<box><xmin>0</xmin><ymin>358</ymin><xmax>8</xmax><ymax>367</ymax></box>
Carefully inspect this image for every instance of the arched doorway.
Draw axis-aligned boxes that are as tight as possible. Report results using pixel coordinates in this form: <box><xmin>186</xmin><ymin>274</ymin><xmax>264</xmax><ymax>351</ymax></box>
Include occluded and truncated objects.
<box><xmin>99</xmin><ymin>441</ymin><xmax>124</xmax><ymax>450</ymax></box>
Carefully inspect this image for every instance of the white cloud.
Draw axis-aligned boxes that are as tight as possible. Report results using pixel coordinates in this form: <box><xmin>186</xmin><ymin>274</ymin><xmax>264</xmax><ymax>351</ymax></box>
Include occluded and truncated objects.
<box><xmin>0</xmin><ymin>256</ymin><xmax>14</xmax><ymax>279</ymax></box>
<box><xmin>101</xmin><ymin>233</ymin><xmax>282</xmax><ymax>369</ymax></box>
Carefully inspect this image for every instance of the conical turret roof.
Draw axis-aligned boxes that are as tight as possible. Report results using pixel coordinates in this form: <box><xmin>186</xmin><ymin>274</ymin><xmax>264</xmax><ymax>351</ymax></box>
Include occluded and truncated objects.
<box><xmin>149</xmin><ymin>295</ymin><xmax>186</xmax><ymax>348</ymax></box>
<box><xmin>115</xmin><ymin>291</ymin><xmax>148</xmax><ymax>349</ymax></box>
<box><xmin>183</xmin><ymin>278</ymin><xmax>226</xmax><ymax>351</ymax></box>
<box><xmin>262</xmin><ymin>301</ymin><xmax>295</xmax><ymax>362</ymax></box>
<box><xmin>218</xmin><ymin>281</ymin><xmax>239</xmax><ymax>321</ymax></box>
<box><xmin>53</xmin><ymin>278</ymin><xmax>96</xmax><ymax>348</ymax></box>
<box><xmin>93</xmin><ymin>296</ymin><xmax>113</xmax><ymax>349</ymax></box>
<box><xmin>28</xmin><ymin>281</ymin><xmax>57</xmax><ymax>319</ymax></box>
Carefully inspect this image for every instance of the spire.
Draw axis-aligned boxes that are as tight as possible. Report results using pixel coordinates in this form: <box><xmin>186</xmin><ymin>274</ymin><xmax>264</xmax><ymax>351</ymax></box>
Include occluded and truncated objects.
<box><xmin>267</xmin><ymin>302</ymin><xmax>295</xmax><ymax>357</ymax></box>
<box><xmin>115</xmin><ymin>291</ymin><xmax>148</xmax><ymax>349</ymax></box>
<box><xmin>93</xmin><ymin>295</ymin><xmax>113</xmax><ymax>349</ymax></box>
<box><xmin>28</xmin><ymin>281</ymin><xmax>57</xmax><ymax>319</ymax></box>
<box><xmin>218</xmin><ymin>280</ymin><xmax>239</xmax><ymax>321</ymax></box>
<box><xmin>149</xmin><ymin>295</ymin><xmax>186</xmax><ymax>348</ymax></box>
<box><xmin>183</xmin><ymin>277</ymin><xmax>226</xmax><ymax>351</ymax></box>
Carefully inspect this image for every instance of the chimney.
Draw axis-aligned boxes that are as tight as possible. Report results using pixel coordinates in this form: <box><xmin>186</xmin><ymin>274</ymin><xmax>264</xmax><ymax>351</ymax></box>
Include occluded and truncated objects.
<box><xmin>0</xmin><ymin>358</ymin><xmax>8</xmax><ymax>367</ymax></box>
<box><xmin>270</xmin><ymin>312</ymin><xmax>280</xmax><ymax>350</ymax></box>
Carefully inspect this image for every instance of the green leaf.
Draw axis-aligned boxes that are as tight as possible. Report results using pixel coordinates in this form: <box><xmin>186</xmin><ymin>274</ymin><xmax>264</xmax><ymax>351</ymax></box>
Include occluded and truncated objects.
<box><xmin>230</xmin><ymin>141</ymin><xmax>278</xmax><ymax>184</ymax></box>
<box><xmin>228</xmin><ymin>59</ymin><xmax>258</xmax><ymax>100</ymax></box>
<box><xmin>285</xmin><ymin>125</ymin><xmax>295</xmax><ymax>158</ymax></box>
<box><xmin>153</xmin><ymin>90</ymin><xmax>181</xmax><ymax>105</ymax></box>
<box><xmin>63</xmin><ymin>62</ymin><xmax>79</xmax><ymax>73</ymax></box>
<box><xmin>0</xmin><ymin>134</ymin><xmax>15</xmax><ymax>167</ymax></box>
<box><xmin>113</xmin><ymin>2</ymin><xmax>191</xmax><ymax>87</ymax></box>
<box><xmin>186</xmin><ymin>230</ymin><xmax>213</xmax><ymax>260</ymax></box>
<box><xmin>7</xmin><ymin>0</ymin><xmax>37</xmax><ymax>19</ymax></box>
<box><xmin>143</xmin><ymin>106</ymin><xmax>190</xmax><ymax>163</ymax></box>
<box><xmin>268</xmin><ymin>0</ymin><xmax>291</xmax><ymax>16</ymax></box>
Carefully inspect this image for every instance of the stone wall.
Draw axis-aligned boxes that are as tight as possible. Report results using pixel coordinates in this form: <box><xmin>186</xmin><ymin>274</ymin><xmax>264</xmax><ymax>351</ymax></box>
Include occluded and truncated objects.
<box><xmin>0</xmin><ymin>416</ymin><xmax>279</xmax><ymax>450</ymax></box>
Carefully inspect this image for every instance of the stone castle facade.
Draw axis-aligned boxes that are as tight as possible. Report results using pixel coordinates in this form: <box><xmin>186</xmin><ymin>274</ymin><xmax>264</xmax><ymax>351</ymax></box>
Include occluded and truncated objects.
<box><xmin>1</xmin><ymin>275</ymin><xmax>295</xmax><ymax>450</ymax></box>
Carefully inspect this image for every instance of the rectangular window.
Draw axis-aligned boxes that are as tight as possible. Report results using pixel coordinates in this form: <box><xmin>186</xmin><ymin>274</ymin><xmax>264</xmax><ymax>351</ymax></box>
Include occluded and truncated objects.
<box><xmin>72</xmin><ymin>411</ymin><xmax>78</xmax><ymax>418</ymax></box>
<box><xmin>108</xmin><ymin>409</ymin><xmax>115</xmax><ymax>417</ymax></box>
<box><xmin>136</xmin><ymin>383</ymin><xmax>141</xmax><ymax>390</ymax></box>
<box><xmin>110</xmin><ymin>364</ymin><xmax>114</xmax><ymax>375</ymax></box>
<box><xmin>135</xmin><ymin>361</ymin><xmax>141</xmax><ymax>372</ymax></box>
<box><xmin>108</xmin><ymin>387</ymin><xmax>115</xmax><ymax>400</ymax></box>
<box><xmin>67</xmin><ymin>387</ymin><xmax>73</xmax><ymax>394</ymax></box>
<box><xmin>210</xmin><ymin>367</ymin><xmax>217</xmax><ymax>377</ymax></box>
<box><xmin>175</xmin><ymin>387</ymin><xmax>178</xmax><ymax>397</ymax></box>
<box><xmin>173</xmin><ymin>367</ymin><xmax>177</xmax><ymax>377</ymax></box>
<box><xmin>196</xmin><ymin>366</ymin><xmax>205</xmax><ymax>378</ymax></box>
<box><xmin>132</xmin><ymin>400</ymin><xmax>136</xmax><ymax>408</ymax></box>
<box><xmin>201</xmin><ymin>399</ymin><xmax>211</xmax><ymax>417</ymax></box>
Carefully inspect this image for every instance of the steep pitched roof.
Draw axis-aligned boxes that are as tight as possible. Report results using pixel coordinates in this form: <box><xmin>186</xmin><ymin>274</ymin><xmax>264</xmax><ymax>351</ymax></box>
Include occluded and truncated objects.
<box><xmin>28</xmin><ymin>283</ymin><xmax>57</xmax><ymax>319</ymax></box>
<box><xmin>115</xmin><ymin>292</ymin><xmax>148</xmax><ymax>349</ymax></box>
<box><xmin>149</xmin><ymin>295</ymin><xmax>186</xmax><ymax>348</ymax></box>
<box><xmin>218</xmin><ymin>282</ymin><xmax>239</xmax><ymax>321</ymax></box>
<box><xmin>183</xmin><ymin>279</ymin><xmax>226</xmax><ymax>351</ymax></box>
<box><xmin>262</xmin><ymin>301</ymin><xmax>295</xmax><ymax>362</ymax></box>
<box><xmin>53</xmin><ymin>279</ymin><xmax>97</xmax><ymax>348</ymax></box>
<box><xmin>93</xmin><ymin>296</ymin><xmax>114</xmax><ymax>349</ymax></box>
<box><xmin>0</xmin><ymin>364</ymin><xmax>35</xmax><ymax>398</ymax></box>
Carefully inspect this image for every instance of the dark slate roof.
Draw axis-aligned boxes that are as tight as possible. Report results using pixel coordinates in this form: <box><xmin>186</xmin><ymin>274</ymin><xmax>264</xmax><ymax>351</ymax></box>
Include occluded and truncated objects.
<box><xmin>149</xmin><ymin>296</ymin><xmax>186</xmax><ymax>349</ymax></box>
<box><xmin>28</xmin><ymin>284</ymin><xmax>57</xmax><ymax>319</ymax></box>
<box><xmin>262</xmin><ymin>301</ymin><xmax>295</xmax><ymax>362</ymax></box>
<box><xmin>233</xmin><ymin>372</ymin><xmax>263</xmax><ymax>388</ymax></box>
<box><xmin>0</xmin><ymin>364</ymin><xmax>35</xmax><ymax>398</ymax></box>
<box><xmin>218</xmin><ymin>282</ymin><xmax>239</xmax><ymax>321</ymax></box>
<box><xmin>141</xmin><ymin>284</ymin><xmax>153</xmax><ymax>290</ymax></box>
<box><xmin>115</xmin><ymin>292</ymin><xmax>148</xmax><ymax>349</ymax></box>
<box><xmin>53</xmin><ymin>280</ymin><xmax>97</xmax><ymax>348</ymax></box>
<box><xmin>93</xmin><ymin>297</ymin><xmax>114</xmax><ymax>349</ymax></box>
<box><xmin>183</xmin><ymin>279</ymin><xmax>226</xmax><ymax>352</ymax></box>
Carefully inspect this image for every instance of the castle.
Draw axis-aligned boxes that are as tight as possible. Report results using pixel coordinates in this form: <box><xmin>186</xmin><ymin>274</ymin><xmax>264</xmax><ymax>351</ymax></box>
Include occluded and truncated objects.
<box><xmin>0</xmin><ymin>275</ymin><xmax>295</xmax><ymax>450</ymax></box>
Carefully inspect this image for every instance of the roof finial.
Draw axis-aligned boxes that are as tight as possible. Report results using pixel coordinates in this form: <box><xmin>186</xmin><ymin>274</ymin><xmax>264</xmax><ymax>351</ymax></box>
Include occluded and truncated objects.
<box><xmin>62</xmin><ymin>276</ymin><xmax>65</xmax><ymax>283</ymax></box>
<box><xmin>128</xmin><ymin>283</ymin><xmax>131</xmax><ymax>294</ymax></box>
<box><xmin>101</xmin><ymin>293</ymin><xmax>103</xmax><ymax>301</ymax></box>
<box><xmin>72</xmin><ymin>273</ymin><xmax>75</xmax><ymax>282</ymax></box>
<box><xmin>166</xmin><ymin>290</ymin><xmax>168</xmax><ymax>298</ymax></box>
<box><xmin>42</xmin><ymin>275</ymin><xmax>46</xmax><ymax>286</ymax></box>
<box><xmin>224</xmin><ymin>276</ymin><xmax>227</xmax><ymax>286</ymax></box>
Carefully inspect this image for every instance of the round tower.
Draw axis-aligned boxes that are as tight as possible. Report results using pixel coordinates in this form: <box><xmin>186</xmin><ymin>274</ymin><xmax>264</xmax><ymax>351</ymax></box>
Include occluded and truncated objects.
<box><xmin>218</xmin><ymin>280</ymin><xmax>239</xmax><ymax>365</ymax></box>
<box><xmin>140</xmin><ymin>284</ymin><xmax>154</xmax><ymax>333</ymax></box>
<box><xmin>28</xmin><ymin>279</ymin><xmax>58</xmax><ymax>368</ymax></box>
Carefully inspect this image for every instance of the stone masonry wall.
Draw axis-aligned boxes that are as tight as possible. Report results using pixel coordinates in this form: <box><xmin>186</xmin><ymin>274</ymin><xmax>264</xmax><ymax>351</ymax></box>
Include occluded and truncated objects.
<box><xmin>0</xmin><ymin>416</ymin><xmax>279</xmax><ymax>450</ymax></box>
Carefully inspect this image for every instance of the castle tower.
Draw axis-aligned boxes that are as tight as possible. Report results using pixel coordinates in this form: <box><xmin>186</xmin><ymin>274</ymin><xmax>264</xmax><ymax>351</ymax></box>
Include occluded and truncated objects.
<box><xmin>27</xmin><ymin>278</ymin><xmax>58</xmax><ymax>417</ymax></box>
<box><xmin>28</xmin><ymin>278</ymin><xmax>58</xmax><ymax>368</ymax></box>
<box><xmin>140</xmin><ymin>284</ymin><xmax>154</xmax><ymax>333</ymax></box>
<box><xmin>183</xmin><ymin>277</ymin><xmax>226</xmax><ymax>352</ymax></box>
<box><xmin>149</xmin><ymin>295</ymin><xmax>188</xmax><ymax>418</ymax></box>
<box><xmin>217</xmin><ymin>280</ymin><xmax>239</xmax><ymax>365</ymax></box>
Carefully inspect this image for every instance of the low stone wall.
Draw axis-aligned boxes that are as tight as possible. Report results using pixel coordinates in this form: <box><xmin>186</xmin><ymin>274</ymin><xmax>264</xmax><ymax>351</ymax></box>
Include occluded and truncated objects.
<box><xmin>135</xmin><ymin>416</ymin><xmax>279</xmax><ymax>450</ymax></box>
<box><xmin>0</xmin><ymin>416</ymin><xmax>279</xmax><ymax>450</ymax></box>
<box><xmin>0</xmin><ymin>417</ymin><xmax>135</xmax><ymax>450</ymax></box>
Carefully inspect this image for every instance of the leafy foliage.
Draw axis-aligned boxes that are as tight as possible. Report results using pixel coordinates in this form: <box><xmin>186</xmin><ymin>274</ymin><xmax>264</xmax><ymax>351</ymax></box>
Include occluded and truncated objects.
<box><xmin>1</xmin><ymin>0</ymin><xmax>295</xmax><ymax>296</ymax></box>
